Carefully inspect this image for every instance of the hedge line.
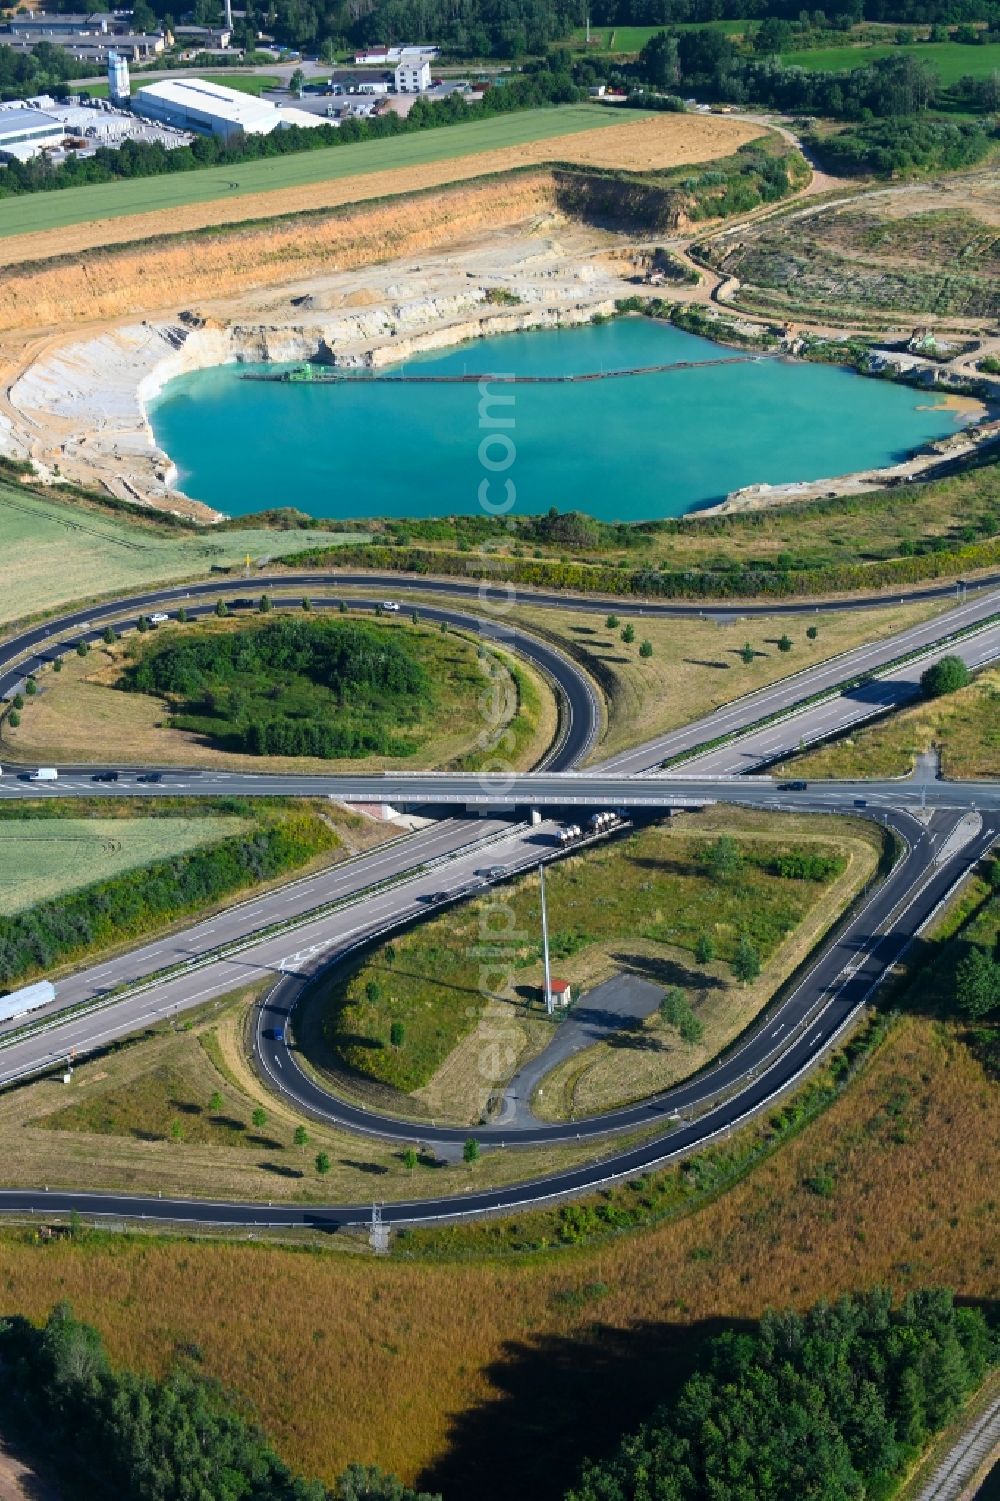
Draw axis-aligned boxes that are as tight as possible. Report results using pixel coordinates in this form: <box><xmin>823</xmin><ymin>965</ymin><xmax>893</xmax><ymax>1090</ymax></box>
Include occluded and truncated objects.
<box><xmin>0</xmin><ymin>809</ymin><xmax>337</xmax><ymax>987</ymax></box>
<box><xmin>277</xmin><ymin>533</ymin><xmax>1000</xmax><ymax>601</ymax></box>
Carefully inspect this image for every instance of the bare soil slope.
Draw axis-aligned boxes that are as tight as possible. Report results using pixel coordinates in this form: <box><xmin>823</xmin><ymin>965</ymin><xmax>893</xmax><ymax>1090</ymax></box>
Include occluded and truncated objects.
<box><xmin>0</xmin><ymin>114</ymin><xmax>760</xmax><ymax>275</ymax></box>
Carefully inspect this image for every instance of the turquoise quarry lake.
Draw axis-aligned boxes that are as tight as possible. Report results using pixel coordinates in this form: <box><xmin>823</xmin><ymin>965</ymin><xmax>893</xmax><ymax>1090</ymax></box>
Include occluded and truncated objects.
<box><xmin>148</xmin><ymin>319</ymin><xmax>961</xmax><ymax>522</ymax></box>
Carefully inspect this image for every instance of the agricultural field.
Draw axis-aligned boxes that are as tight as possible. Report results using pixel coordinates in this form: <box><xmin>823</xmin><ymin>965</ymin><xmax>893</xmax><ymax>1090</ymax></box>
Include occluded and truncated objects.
<box><xmin>567</xmin><ymin>21</ymin><xmax>747</xmax><ymax>51</ymax></box>
<box><xmin>3</xmin><ymin>612</ymin><xmax>555</xmax><ymax>774</ymax></box>
<box><xmin>706</xmin><ymin>181</ymin><xmax>1000</xmax><ymax>325</ymax></box>
<box><xmin>0</xmin><ymin>483</ymin><xmax>366</xmax><ymax>629</ymax></box>
<box><xmin>0</xmin><ymin>105</ymin><xmax>632</xmax><ymax>241</ymax></box>
<box><xmin>307</xmin><ymin>808</ymin><xmax>878</xmax><ymax>1122</ymax></box>
<box><xmin>0</xmin><ymin>111</ymin><xmax>756</xmax><ymax>267</ymax></box>
<box><xmin>0</xmin><ymin>812</ymin><xmax>249</xmax><ymax>914</ymax></box>
<box><xmin>507</xmin><ymin>595</ymin><xmax>946</xmax><ymax>761</ymax></box>
<box><xmin>84</xmin><ymin>72</ymin><xmax>282</xmax><ymax>99</ymax></box>
<box><xmin>778</xmin><ymin>662</ymin><xmax>1000</xmax><ymax>779</ymax></box>
<box><xmin>0</xmin><ymin>1008</ymin><xmax>992</xmax><ymax>1499</ymax></box>
<box><xmin>784</xmin><ymin>39</ymin><xmax>1000</xmax><ymax>83</ymax></box>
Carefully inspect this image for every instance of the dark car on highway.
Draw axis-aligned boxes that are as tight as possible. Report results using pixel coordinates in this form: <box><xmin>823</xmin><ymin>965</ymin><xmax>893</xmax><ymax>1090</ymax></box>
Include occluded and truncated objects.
<box><xmin>92</xmin><ymin>770</ymin><xmax>119</xmax><ymax>783</ymax></box>
<box><xmin>777</xmin><ymin>780</ymin><xmax>807</xmax><ymax>791</ymax></box>
<box><xmin>137</xmin><ymin>772</ymin><xmax>162</xmax><ymax>783</ymax></box>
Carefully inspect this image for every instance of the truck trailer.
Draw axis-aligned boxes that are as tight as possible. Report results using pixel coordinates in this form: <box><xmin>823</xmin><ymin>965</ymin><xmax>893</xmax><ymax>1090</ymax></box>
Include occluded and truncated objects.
<box><xmin>0</xmin><ymin>979</ymin><xmax>56</xmax><ymax>1026</ymax></box>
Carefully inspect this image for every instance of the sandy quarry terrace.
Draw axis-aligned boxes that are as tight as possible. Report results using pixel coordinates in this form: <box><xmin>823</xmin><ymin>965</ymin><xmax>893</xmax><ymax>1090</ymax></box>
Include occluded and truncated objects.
<box><xmin>0</xmin><ymin>113</ymin><xmax>762</xmax><ymax>268</ymax></box>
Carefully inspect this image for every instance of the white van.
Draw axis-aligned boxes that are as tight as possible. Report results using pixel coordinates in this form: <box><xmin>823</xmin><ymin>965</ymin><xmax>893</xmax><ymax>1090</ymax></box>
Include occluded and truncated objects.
<box><xmin>29</xmin><ymin>767</ymin><xmax>58</xmax><ymax>781</ymax></box>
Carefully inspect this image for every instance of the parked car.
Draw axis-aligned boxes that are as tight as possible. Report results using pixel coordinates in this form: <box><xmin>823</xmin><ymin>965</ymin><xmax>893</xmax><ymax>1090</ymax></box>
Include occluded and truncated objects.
<box><xmin>149</xmin><ymin>612</ymin><xmax>169</xmax><ymax>624</ymax></box>
<box><xmin>382</xmin><ymin>600</ymin><xmax>400</xmax><ymax>612</ymax></box>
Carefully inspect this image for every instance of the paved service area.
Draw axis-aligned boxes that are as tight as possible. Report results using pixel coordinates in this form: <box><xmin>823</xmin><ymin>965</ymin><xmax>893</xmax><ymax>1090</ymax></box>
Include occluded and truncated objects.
<box><xmin>503</xmin><ymin>973</ymin><xmax>664</xmax><ymax>1125</ymax></box>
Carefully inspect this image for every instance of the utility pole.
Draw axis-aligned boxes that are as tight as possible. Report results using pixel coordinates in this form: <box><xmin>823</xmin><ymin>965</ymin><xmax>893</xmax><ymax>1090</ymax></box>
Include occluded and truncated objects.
<box><xmin>586</xmin><ymin>10</ymin><xmax>591</xmax><ymax>43</ymax></box>
<box><xmin>369</xmin><ymin>1201</ymin><xmax>388</xmax><ymax>1254</ymax></box>
<box><xmin>540</xmin><ymin>862</ymin><xmax>553</xmax><ymax>1016</ymax></box>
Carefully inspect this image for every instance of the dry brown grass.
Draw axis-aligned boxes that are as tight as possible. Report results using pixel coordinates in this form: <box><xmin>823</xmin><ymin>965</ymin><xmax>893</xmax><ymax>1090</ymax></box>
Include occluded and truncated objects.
<box><xmin>508</xmin><ymin>596</ymin><xmax>949</xmax><ymax>761</ymax></box>
<box><xmin>0</xmin><ymin>990</ymin><xmax>655</xmax><ymax>1204</ymax></box>
<box><xmin>0</xmin><ymin>1013</ymin><xmax>993</xmax><ymax>1498</ymax></box>
<box><xmin>0</xmin><ymin>115</ymin><xmax>760</xmax><ymax>274</ymax></box>
<box><xmin>779</xmin><ymin>663</ymin><xmax>1000</xmax><ymax>780</ymax></box>
<box><xmin>2</xmin><ymin>610</ymin><xmax>555</xmax><ymax>775</ymax></box>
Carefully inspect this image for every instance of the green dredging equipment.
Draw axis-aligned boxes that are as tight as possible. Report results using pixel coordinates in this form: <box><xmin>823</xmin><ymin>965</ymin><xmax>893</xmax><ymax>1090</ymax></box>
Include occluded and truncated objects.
<box><xmin>241</xmin><ymin>354</ymin><xmax>776</xmax><ymax>386</ymax></box>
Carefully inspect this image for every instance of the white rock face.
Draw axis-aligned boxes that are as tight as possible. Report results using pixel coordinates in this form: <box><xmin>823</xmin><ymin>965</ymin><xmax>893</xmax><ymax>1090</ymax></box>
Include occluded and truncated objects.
<box><xmin>1</xmin><ymin>233</ymin><xmax>627</xmax><ymax>513</ymax></box>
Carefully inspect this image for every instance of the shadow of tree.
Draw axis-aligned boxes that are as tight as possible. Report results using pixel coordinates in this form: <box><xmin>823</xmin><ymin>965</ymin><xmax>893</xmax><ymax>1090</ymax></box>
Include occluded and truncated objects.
<box><xmin>611</xmin><ymin>950</ymin><xmax>724</xmax><ymax>994</ymax></box>
<box><xmin>419</xmin><ymin>1317</ymin><xmax>753</xmax><ymax>1501</ymax></box>
<box><xmin>258</xmin><ymin>1161</ymin><xmax>303</xmax><ymax>1179</ymax></box>
<box><xmin>339</xmin><ymin>1159</ymin><xmax>389</xmax><ymax>1175</ymax></box>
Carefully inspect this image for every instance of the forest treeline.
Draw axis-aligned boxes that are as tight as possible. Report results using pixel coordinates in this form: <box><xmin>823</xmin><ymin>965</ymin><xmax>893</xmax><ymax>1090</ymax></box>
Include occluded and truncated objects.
<box><xmin>568</xmin><ymin>1288</ymin><xmax>995</xmax><ymax>1501</ymax></box>
<box><xmin>0</xmin><ymin>807</ymin><xmax>336</xmax><ymax>986</ymax></box>
<box><xmin>0</xmin><ymin>1303</ymin><xmax>436</xmax><ymax>1501</ymax></box>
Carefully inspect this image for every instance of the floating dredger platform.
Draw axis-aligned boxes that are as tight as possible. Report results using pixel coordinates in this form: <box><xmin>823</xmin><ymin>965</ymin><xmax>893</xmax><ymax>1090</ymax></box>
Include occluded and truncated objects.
<box><xmin>241</xmin><ymin>355</ymin><xmax>775</xmax><ymax>386</ymax></box>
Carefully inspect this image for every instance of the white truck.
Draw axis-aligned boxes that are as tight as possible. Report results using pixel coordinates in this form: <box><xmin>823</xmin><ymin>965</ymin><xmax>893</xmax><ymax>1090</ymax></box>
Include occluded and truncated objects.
<box><xmin>0</xmin><ymin>979</ymin><xmax>56</xmax><ymax>1025</ymax></box>
<box><xmin>29</xmin><ymin>767</ymin><xmax>58</xmax><ymax>781</ymax></box>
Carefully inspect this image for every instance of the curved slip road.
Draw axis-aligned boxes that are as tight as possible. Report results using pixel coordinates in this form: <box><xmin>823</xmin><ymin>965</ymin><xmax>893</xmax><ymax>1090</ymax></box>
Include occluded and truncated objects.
<box><xmin>0</xmin><ymin>805</ymin><xmax>994</xmax><ymax>1229</ymax></box>
<box><xmin>0</xmin><ymin>573</ymin><xmax>998</xmax><ymax>1226</ymax></box>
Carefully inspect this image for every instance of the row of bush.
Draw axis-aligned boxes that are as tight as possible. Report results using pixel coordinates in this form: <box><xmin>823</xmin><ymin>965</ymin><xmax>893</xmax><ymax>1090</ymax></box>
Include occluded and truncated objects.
<box><xmin>277</xmin><ymin>527</ymin><xmax>1000</xmax><ymax>601</ymax></box>
<box><xmin>0</xmin><ymin>65</ymin><xmax>581</xmax><ymax>201</ymax></box>
<box><xmin>0</xmin><ymin>808</ymin><xmax>337</xmax><ymax>987</ymax></box>
<box><xmin>242</xmin><ymin>718</ymin><xmax>418</xmax><ymax>759</ymax></box>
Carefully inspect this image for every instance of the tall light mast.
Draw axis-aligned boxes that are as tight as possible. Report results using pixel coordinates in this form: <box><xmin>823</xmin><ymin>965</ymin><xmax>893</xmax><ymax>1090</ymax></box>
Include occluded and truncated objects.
<box><xmin>540</xmin><ymin>862</ymin><xmax>553</xmax><ymax>1016</ymax></box>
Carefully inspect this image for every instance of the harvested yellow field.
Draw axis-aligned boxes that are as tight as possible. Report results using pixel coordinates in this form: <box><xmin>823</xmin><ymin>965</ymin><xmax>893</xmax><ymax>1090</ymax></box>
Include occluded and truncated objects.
<box><xmin>0</xmin><ymin>115</ymin><xmax>760</xmax><ymax>272</ymax></box>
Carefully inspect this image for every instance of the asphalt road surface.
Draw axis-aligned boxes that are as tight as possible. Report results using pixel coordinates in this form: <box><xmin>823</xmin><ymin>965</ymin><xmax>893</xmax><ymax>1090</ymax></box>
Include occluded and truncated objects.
<box><xmin>0</xmin><ymin>805</ymin><xmax>993</xmax><ymax>1229</ymax></box>
<box><xmin>0</xmin><ymin>572</ymin><xmax>997</xmax><ymax>1227</ymax></box>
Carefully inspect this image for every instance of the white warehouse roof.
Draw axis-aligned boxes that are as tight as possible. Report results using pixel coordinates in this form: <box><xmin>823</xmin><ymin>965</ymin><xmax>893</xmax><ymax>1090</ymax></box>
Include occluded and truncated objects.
<box><xmin>0</xmin><ymin>106</ymin><xmax>63</xmax><ymax>138</ymax></box>
<box><xmin>133</xmin><ymin>78</ymin><xmax>330</xmax><ymax>138</ymax></box>
<box><xmin>134</xmin><ymin>77</ymin><xmax>280</xmax><ymax>134</ymax></box>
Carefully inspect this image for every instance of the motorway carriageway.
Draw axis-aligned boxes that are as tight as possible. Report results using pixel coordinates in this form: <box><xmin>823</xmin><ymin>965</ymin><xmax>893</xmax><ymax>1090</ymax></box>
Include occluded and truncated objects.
<box><xmin>0</xmin><ymin>803</ymin><xmax>995</xmax><ymax>1229</ymax></box>
<box><xmin>3</xmin><ymin>576</ymin><xmax>1000</xmax><ymax>792</ymax></box>
<box><xmin>0</xmin><ymin>575</ymin><xmax>998</xmax><ymax>1226</ymax></box>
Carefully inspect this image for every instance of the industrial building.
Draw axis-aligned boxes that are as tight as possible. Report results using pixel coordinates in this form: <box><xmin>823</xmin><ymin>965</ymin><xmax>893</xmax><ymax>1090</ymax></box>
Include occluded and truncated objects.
<box><xmin>132</xmin><ymin>78</ymin><xmax>327</xmax><ymax>142</ymax></box>
<box><xmin>354</xmin><ymin>44</ymin><xmax>439</xmax><ymax>64</ymax></box>
<box><xmin>394</xmin><ymin>51</ymin><xmax>432</xmax><ymax>93</ymax></box>
<box><xmin>0</xmin><ymin>105</ymin><xmax>64</xmax><ymax>163</ymax></box>
<box><xmin>107</xmin><ymin>50</ymin><xmax>130</xmax><ymax>106</ymax></box>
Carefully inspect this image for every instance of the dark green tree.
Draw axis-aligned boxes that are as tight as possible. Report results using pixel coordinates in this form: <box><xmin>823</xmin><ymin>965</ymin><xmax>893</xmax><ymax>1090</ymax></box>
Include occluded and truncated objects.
<box><xmin>954</xmin><ymin>945</ymin><xmax>999</xmax><ymax>1019</ymax></box>
<box><xmin>921</xmin><ymin>655</ymin><xmax>971</xmax><ymax>698</ymax></box>
<box><xmin>732</xmin><ymin>935</ymin><xmax>761</xmax><ymax>984</ymax></box>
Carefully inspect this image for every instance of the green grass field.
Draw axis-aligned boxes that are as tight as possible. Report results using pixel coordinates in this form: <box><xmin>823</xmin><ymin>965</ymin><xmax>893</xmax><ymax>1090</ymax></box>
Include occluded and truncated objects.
<box><xmin>783</xmin><ymin>39</ymin><xmax>1000</xmax><ymax>82</ymax></box>
<box><xmin>0</xmin><ymin>104</ymin><xmax>626</xmax><ymax>240</ymax></box>
<box><xmin>0</xmin><ymin>814</ymin><xmax>248</xmax><ymax>913</ymax></box>
<box><xmin>0</xmin><ymin>484</ymin><xmax>367</xmax><ymax>627</ymax></box>
<box><xmin>316</xmin><ymin>813</ymin><xmax>850</xmax><ymax>1104</ymax></box>
<box><xmin>568</xmin><ymin>22</ymin><xmax>747</xmax><ymax>52</ymax></box>
<box><xmin>83</xmin><ymin>72</ymin><xmax>282</xmax><ymax>99</ymax></box>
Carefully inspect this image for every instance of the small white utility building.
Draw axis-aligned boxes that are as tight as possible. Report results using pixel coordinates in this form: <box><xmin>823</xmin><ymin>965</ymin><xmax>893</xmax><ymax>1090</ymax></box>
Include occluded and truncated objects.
<box><xmin>394</xmin><ymin>52</ymin><xmax>431</xmax><ymax>92</ymax></box>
